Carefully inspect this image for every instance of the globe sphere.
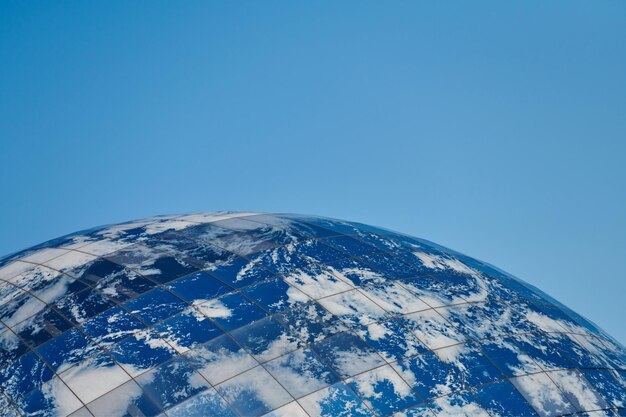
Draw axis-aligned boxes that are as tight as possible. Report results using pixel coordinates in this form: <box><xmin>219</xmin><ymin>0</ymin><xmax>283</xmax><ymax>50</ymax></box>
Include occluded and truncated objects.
<box><xmin>0</xmin><ymin>212</ymin><xmax>624</xmax><ymax>416</ymax></box>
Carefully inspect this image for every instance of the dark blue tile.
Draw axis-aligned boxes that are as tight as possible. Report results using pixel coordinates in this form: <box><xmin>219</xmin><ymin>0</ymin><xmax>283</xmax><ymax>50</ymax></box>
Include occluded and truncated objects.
<box><xmin>36</xmin><ymin>328</ymin><xmax>98</xmax><ymax>371</ymax></box>
<box><xmin>153</xmin><ymin>309</ymin><xmax>223</xmax><ymax>352</ymax></box>
<box><xmin>312</xmin><ymin>332</ymin><xmax>385</xmax><ymax>379</ymax></box>
<box><xmin>54</xmin><ymin>288</ymin><xmax>117</xmax><ymax>324</ymax></box>
<box><xmin>197</xmin><ymin>293</ymin><xmax>267</xmax><ymax>331</ymax></box>
<box><xmin>208</xmin><ymin>258</ymin><xmax>275</xmax><ymax>289</ymax></box>
<box><xmin>0</xmin><ymin>352</ymin><xmax>54</xmax><ymax>401</ymax></box>
<box><xmin>109</xmin><ymin>330</ymin><xmax>176</xmax><ymax>375</ymax></box>
<box><xmin>392</xmin><ymin>351</ymin><xmax>462</xmax><ymax>400</ymax></box>
<box><xmin>13</xmin><ymin>307</ymin><xmax>72</xmax><ymax>348</ymax></box>
<box><xmin>356</xmin><ymin>317</ymin><xmax>428</xmax><ymax>363</ymax></box>
<box><xmin>136</xmin><ymin>357</ymin><xmax>210</xmax><ymax>410</ymax></box>
<box><xmin>473</xmin><ymin>380</ymin><xmax>539</xmax><ymax>416</ymax></box>
<box><xmin>582</xmin><ymin>369</ymin><xmax>626</xmax><ymax>408</ymax></box>
<box><xmin>274</xmin><ymin>301</ymin><xmax>348</xmax><ymax>344</ymax></box>
<box><xmin>80</xmin><ymin>306</ymin><xmax>146</xmax><ymax>347</ymax></box>
<box><xmin>123</xmin><ymin>287</ymin><xmax>187</xmax><ymax>325</ymax></box>
<box><xmin>231</xmin><ymin>316</ymin><xmax>303</xmax><ymax>362</ymax></box>
<box><xmin>167</xmin><ymin>271</ymin><xmax>233</xmax><ymax>303</ymax></box>
<box><xmin>242</xmin><ymin>277</ymin><xmax>309</xmax><ymax>313</ymax></box>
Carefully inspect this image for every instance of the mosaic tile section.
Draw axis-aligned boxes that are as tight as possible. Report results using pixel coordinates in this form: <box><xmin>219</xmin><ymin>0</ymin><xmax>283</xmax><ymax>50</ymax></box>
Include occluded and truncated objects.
<box><xmin>0</xmin><ymin>211</ymin><xmax>625</xmax><ymax>417</ymax></box>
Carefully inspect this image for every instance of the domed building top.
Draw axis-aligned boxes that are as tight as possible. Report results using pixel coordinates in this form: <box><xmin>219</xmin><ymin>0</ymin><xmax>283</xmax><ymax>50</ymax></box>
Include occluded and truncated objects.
<box><xmin>0</xmin><ymin>212</ymin><xmax>624</xmax><ymax>416</ymax></box>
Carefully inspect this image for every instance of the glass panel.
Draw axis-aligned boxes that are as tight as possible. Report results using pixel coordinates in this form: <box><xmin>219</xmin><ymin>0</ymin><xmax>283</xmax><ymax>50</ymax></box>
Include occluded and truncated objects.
<box><xmin>99</xmin><ymin>272</ymin><xmax>156</xmax><ymax>303</ymax></box>
<box><xmin>582</xmin><ymin>369</ymin><xmax>626</xmax><ymax>408</ymax></box>
<box><xmin>0</xmin><ymin>280</ymin><xmax>21</xmax><ymax>307</ymax></box>
<box><xmin>105</xmin><ymin>244</ymin><xmax>199</xmax><ymax>284</ymax></box>
<box><xmin>427</xmin><ymin>392</ymin><xmax>491</xmax><ymax>416</ymax></box>
<box><xmin>434</xmin><ymin>343</ymin><xmax>502</xmax><ymax>387</ymax></box>
<box><xmin>54</xmin><ymin>287</ymin><xmax>116</xmax><ymax>324</ymax></box>
<box><xmin>509</xmin><ymin>372</ymin><xmax>576</xmax><ymax>417</ymax></box>
<box><xmin>85</xmin><ymin>379</ymin><xmax>162</xmax><ymax>417</ymax></box>
<box><xmin>479</xmin><ymin>337</ymin><xmax>543</xmax><ymax>377</ymax></box>
<box><xmin>179</xmin><ymin>223</ymin><xmax>248</xmax><ymax>252</ymax></box>
<box><xmin>109</xmin><ymin>329</ymin><xmax>176</xmax><ymax>377</ymax></box>
<box><xmin>265</xmin><ymin>347</ymin><xmax>339</xmax><ymax>398</ymax></box>
<box><xmin>17</xmin><ymin>376</ymin><xmax>82</xmax><ymax>417</ymax></box>
<box><xmin>166</xmin><ymin>388</ymin><xmax>238</xmax><ymax>417</ymax></box>
<box><xmin>399</xmin><ymin>275</ymin><xmax>470</xmax><ymax>308</ymax></box>
<box><xmin>360</xmin><ymin>282</ymin><xmax>430</xmax><ymax>314</ymax></box>
<box><xmin>153</xmin><ymin>309</ymin><xmax>223</xmax><ymax>353</ymax></box>
<box><xmin>403</xmin><ymin>309</ymin><xmax>466</xmax><ymax>350</ymax></box>
<box><xmin>312</xmin><ymin>332</ymin><xmax>385</xmax><ymax>379</ymax></box>
<box><xmin>276</xmin><ymin>214</ymin><xmax>362</xmax><ymax>236</ymax></box>
<box><xmin>511</xmin><ymin>332</ymin><xmax>578</xmax><ymax>371</ymax></box>
<box><xmin>43</xmin><ymin>251</ymin><xmax>98</xmax><ymax>277</ymax></box>
<box><xmin>0</xmin><ymin>289</ymin><xmax>48</xmax><ymax>329</ymax></box>
<box><xmin>273</xmin><ymin>301</ymin><xmax>348</xmax><ymax>344</ymax></box>
<box><xmin>456</xmin><ymin>300</ymin><xmax>538</xmax><ymax>339</ymax></box>
<box><xmin>361</xmin><ymin>251</ymin><xmax>424</xmax><ymax>280</ymax></box>
<box><xmin>317</xmin><ymin>289</ymin><xmax>389</xmax><ymax>328</ymax></box>
<box><xmin>595</xmin><ymin>337</ymin><xmax>626</xmax><ymax>371</ymax></box>
<box><xmin>74</xmin><ymin>258</ymin><xmax>156</xmax><ymax>302</ymax></box>
<box><xmin>472</xmin><ymin>380</ymin><xmax>539</xmax><ymax>417</ymax></box>
<box><xmin>122</xmin><ymin>287</ymin><xmax>187</xmax><ymax>325</ymax></box>
<box><xmin>19</xmin><ymin>248</ymin><xmax>70</xmax><ymax>264</ymax></box>
<box><xmin>36</xmin><ymin>327</ymin><xmax>98</xmax><ymax>372</ymax></box>
<box><xmin>166</xmin><ymin>271</ymin><xmax>233</xmax><ymax>303</ymax></box>
<box><xmin>549</xmin><ymin>333</ymin><xmax>607</xmax><ymax>369</ymax></box>
<box><xmin>184</xmin><ymin>334</ymin><xmax>257</xmax><ymax>385</ymax></box>
<box><xmin>346</xmin><ymin>229</ymin><xmax>413</xmax><ymax>250</ymax></box>
<box><xmin>0</xmin><ymin>261</ymin><xmax>37</xmax><ymax>282</ymax></box>
<box><xmin>391</xmin><ymin>351</ymin><xmax>461</xmax><ymax>400</ymax></box>
<box><xmin>12</xmin><ymin>306</ymin><xmax>73</xmax><ymax>349</ymax></box>
<box><xmin>506</xmin><ymin>300</ymin><xmax>573</xmax><ymax>334</ymax></box>
<box><xmin>216</xmin><ymin>366</ymin><xmax>293</xmax><ymax>417</ymax></box>
<box><xmin>253</xmin><ymin>240</ymin><xmax>346</xmax><ymax>268</ymax></box>
<box><xmin>248</xmin><ymin>214</ymin><xmax>340</xmax><ymax>239</ymax></box>
<box><xmin>440</xmin><ymin>303</ymin><xmax>493</xmax><ymax>340</ymax></box>
<box><xmin>136</xmin><ymin>357</ymin><xmax>210</xmax><ymax>410</ymax></box>
<box><xmin>326</xmin><ymin>257</ymin><xmax>387</xmax><ymax>286</ymax></box>
<box><xmin>321</xmin><ymin>236</ymin><xmax>383</xmax><ymax>258</ymax></box>
<box><xmin>571</xmin><ymin>334</ymin><xmax>623</xmax><ymax>370</ymax></box>
<box><xmin>230</xmin><ymin>316</ymin><xmax>303</xmax><ymax>363</ymax></box>
<box><xmin>0</xmin><ymin>351</ymin><xmax>54</xmax><ymax>401</ymax></box>
<box><xmin>10</xmin><ymin>267</ymin><xmax>81</xmax><ymax>302</ymax></box>
<box><xmin>196</xmin><ymin>292</ymin><xmax>267</xmax><ymax>332</ymax></box>
<box><xmin>208</xmin><ymin>257</ymin><xmax>275</xmax><ymax>288</ymax></box>
<box><xmin>277</xmin><ymin>258</ymin><xmax>354</xmax><ymax>299</ymax></box>
<box><xmin>80</xmin><ymin>306</ymin><xmax>146</xmax><ymax>347</ymax></box>
<box><xmin>0</xmin><ymin>331</ymin><xmax>29</xmax><ymax>372</ymax></box>
<box><xmin>346</xmin><ymin>365</ymin><xmax>421</xmax><ymax>415</ymax></box>
<box><xmin>242</xmin><ymin>277</ymin><xmax>310</xmax><ymax>314</ymax></box>
<box><xmin>78</xmin><ymin>238</ymin><xmax>133</xmax><ymax>258</ymax></box>
<box><xmin>548</xmin><ymin>369</ymin><xmax>609</xmax><ymax>412</ymax></box>
<box><xmin>400</xmin><ymin>248</ymin><xmax>480</xmax><ymax>280</ymax></box>
<box><xmin>356</xmin><ymin>318</ymin><xmax>427</xmax><ymax>363</ymax></box>
<box><xmin>140</xmin><ymin>232</ymin><xmax>231</xmax><ymax>269</ymax></box>
<box><xmin>185</xmin><ymin>219</ymin><xmax>297</xmax><ymax>256</ymax></box>
<box><xmin>299</xmin><ymin>382</ymin><xmax>373</xmax><ymax>417</ymax></box>
<box><xmin>59</xmin><ymin>351</ymin><xmax>131</xmax><ymax>404</ymax></box>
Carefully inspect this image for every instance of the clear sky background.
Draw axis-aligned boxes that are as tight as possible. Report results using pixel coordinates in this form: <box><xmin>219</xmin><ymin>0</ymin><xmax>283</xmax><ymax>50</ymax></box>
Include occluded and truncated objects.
<box><xmin>1</xmin><ymin>2</ymin><xmax>625</xmax><ymax>344</ymax></box>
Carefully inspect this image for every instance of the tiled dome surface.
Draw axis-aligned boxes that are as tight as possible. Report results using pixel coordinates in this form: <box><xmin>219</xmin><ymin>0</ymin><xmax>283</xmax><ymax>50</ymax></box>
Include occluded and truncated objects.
<box><xmin>0</xmin><ymin>212</ymin><xmax>625</xmax><ymax>417</ymax></box>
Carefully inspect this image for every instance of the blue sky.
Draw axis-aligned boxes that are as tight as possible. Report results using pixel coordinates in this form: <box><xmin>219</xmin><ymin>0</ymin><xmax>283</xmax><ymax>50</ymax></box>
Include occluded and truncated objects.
<box><xmin>1</xmin><ymin>1</ymin><xmax>625</xmax><ymax>344</ymax></box>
